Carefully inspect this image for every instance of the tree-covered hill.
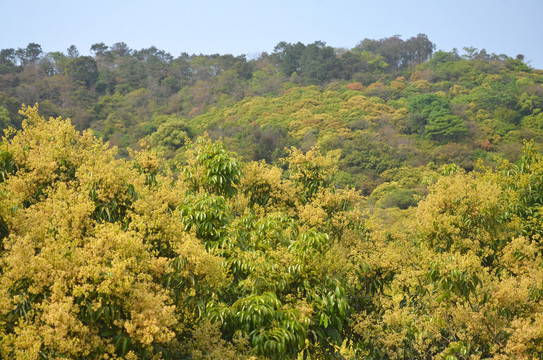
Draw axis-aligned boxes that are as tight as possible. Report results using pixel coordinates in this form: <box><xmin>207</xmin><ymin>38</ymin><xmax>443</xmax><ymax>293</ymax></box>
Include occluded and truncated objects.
<box><xmin>2</xmin><ymin>36</ymin><xmax>543</xmax><ymax>358</ymax></box>
<box><xmin>1</xmin><ymin>35</ymin><xmax>542</xmax><ymax>198</ymax></box>
<box><xmin>2</xmin><ymin>106</ymin><xmax>543</xmax><ymax>359</ymax></box>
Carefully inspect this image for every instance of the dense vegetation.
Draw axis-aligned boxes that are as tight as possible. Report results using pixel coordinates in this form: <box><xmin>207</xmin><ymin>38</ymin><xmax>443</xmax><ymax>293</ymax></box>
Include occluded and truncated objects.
<box><xmin>1</xmin><ymin>35</ymin><xmax>543</xmax><ymax>359</ymax></box>
<box><xmin>1</xmin><ymin>36</ymin><xmax>542</xmax><ymax>198</ymax></box>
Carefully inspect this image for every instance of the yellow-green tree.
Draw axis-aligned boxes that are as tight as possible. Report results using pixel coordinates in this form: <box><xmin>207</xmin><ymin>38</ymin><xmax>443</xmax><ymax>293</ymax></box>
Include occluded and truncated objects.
<box><xmin>0</xmin><ymin>106</ymin><xmax>225</xmax><ymax>359</ymax></box>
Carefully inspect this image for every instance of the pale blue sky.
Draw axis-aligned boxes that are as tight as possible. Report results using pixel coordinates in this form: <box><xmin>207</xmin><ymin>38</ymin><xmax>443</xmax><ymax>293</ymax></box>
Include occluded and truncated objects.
<box><xmin>1</xmin><ymin>0</ymin><xmax>542</xmax><ymax>68</ymax></box>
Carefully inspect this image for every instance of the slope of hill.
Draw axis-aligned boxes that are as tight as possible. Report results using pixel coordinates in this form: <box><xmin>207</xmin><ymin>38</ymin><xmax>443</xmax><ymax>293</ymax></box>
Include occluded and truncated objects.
<box><xmin>2</xmin><ymin>40</ymin><xmax>541</xmax><ymax>195</ymax></box>
<box><xmin>2</xmin><ymin>36</ymin><xmax>543</xmax><ymax>359</ymax></box>
<box><xmin>2</xmin><ymin>107</ymin><xmax>543</xmax><ymax>359</ymax></box>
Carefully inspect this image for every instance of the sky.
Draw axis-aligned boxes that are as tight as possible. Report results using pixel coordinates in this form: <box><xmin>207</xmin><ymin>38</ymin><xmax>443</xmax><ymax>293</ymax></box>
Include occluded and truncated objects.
<box><xmin>1</xmin><ymin>0</ymin><xmax>542</xmax><ymax>69</ymax></box>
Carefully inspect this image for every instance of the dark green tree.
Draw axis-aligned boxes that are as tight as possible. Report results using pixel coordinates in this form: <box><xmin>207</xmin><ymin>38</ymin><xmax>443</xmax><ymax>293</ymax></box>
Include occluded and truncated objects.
<box><xmin>424</xmin><ymin>114</ymin><xmax>467</xmax><ymax>142</ymax></box>
<box><xmin>356</xmin><ymin>34</ymin><xmax>435</xmax><ymax>70</ymax></box>
<box><xmin>133</xmin><ymin>46</ymin><xmax>173</xmax><ymax>81</ymax></box>
<box><xmin>65</xmin><ymin>56</ymin><xmax>99</xmax><ymax>87</ymax></box>
<box><xmin>67</xmin><ymin>45</ymin><xmax>80</xmax><ymax>58</ymax></box>
<box><xmin>273</xmin><ymin>41</ymin><xmax>306</xmax><ymax>77</ymax></box>
<box><xmin>90</xmin><ymin>42</ymin><xmax>109</xmax><ymax>57</ymax></box>
<box><xmin>117</xmin><ymin>57</ymin><xmax>146</xmax><ymax>90</ymax></box>
<box><xmin>110</xmin><ymin>42</ymin><xmax>132</xmax><ymax>58</ymax></box>
<box><xmin>0</xmin><ymin>49</ymin><xmax>19</xmax><ymax>74</ymax></box>
<box><xmin>356</xmin><ymin>35</ymin><xmax>405</xmax><ymax>71</ymax></box>
<box><xmin>405</xmin><ymin>33</ymin><xmax>436</xmax><ymax>67</ymax></box>
<box><xmin>406</xmin><ymin>93</ymin><xmax>452</xmax><ymax>134</ymax></box>
<box><xmin>298</xmin><ymin>41</ymin><xmax>342</xmax><ymax>84</ymax></box>
<box><xmin>15</xmin><ymin>43</ymin><xmax>42</xmax><ymax>65</ymax></box>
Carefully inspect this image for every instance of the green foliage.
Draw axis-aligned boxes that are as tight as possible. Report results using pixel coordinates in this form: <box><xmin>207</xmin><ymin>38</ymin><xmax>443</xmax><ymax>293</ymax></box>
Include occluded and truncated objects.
<box><xmin>2</xmin><ymin>37</ymin><xmax>537</xmax><ymax>194</ymax></box>
<box><xmin>497</xmin><ymin>140</ymin><xmax>543</xmax><ymax>235</ymax></box>
<box><xmin>2</xmin><ymin>37</ymin><xmax>543</xmax><ymax>359</ymax></box>
<box><xmin>184</xmin><ymin>135</ymin><xmax>243</xmax><ymax>198</ymax></box>
<box><xmin>298</xmin><ymin>42</ymin><xmax>342</xmax><ymax>84</ymax></box>
<box><xmin>341</xmin><ymin>132</ymin><xmax>402</xmax><ymax>174</ymax></box>
<box><xmin>65</xmin><ymin>56</ymin><xmax>99</xmax><ymax>87</ymax></box>
<box><xmin>470</xmin><ymin>75</ymin><xmax>520</xmax><ymax>113</ymax></box>
<box><xmin>150</xmin><ymin>117</ymin><xmax>191</xmax><ymax>151</ymax></box>
<box><xmin>180</xmin><ymin>193</ymin><xmax>230</xmax><ymax>248</ymax></box>
<box><xmin>406</xmin><ymin>93</ymin><xmax>468</xmax><ymax>142</ymax></box>
<box><xmin>425</xmin><ymin>114</ymin><xmax>467</xmax><ymax>142</ymax></box>
<box><xmin>378</xmin><ymin>188</ymin><xmax>418</xmax><ymax>209</ymax></box>
<box><xmin>0</xmin><ymin>48</ymin><xmax>20</xmax><ymax>74</ymax></box>
<box><xmin>0</xmin><ymin>106</ymin><xmax>12</xmax><ymax>130</ymax></box>
<box><xmin>208</xmin><ymin>292</ymin><xmax>306</xmax><ymax>359</ymax></box>
<box><xmin>406</xmin><ymin>93</ymin><xmax>451</xmax><ymax>134</ymax></box>
<box><xmin>340</xmin><ymin>51</ymin><xmax>388</xmax><ymax>80</ymax></box>
<box><xmin>356</xmin><ymin>34</ymin><xmax>435</xmax><ymax>70</ymax></box>
<box><xmin>16</xmin><ymin>43</ymin><xmax>42</xmax><ymax>65</ymax></box>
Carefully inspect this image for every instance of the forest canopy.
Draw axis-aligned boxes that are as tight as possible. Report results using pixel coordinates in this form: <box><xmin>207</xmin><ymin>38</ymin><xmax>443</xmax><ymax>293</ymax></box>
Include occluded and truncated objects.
<box><xmin>1</xmin><ymin>34</ymin><xmax>543</xmax><ymax>359</ymax></box>
<box><xmin>1</xmin><ymin>35</ymin><xmax>541</xmax><ymax>196</ymax></box>
<box><xmin>2</xmin><ymin>105</ymin><xmax>543</xmax><ymax>359</ymax></box>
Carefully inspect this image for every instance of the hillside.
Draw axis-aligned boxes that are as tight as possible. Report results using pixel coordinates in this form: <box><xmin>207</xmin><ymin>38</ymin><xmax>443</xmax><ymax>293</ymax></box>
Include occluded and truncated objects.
<box><xmin>2</xmin><ymin>36</ymin><xmax>543</xmax><ymax>359</ymax></box>
<box><xmin>2</xmin><ymin>107</ymin><xmax>543</xmax><ymax>359</ymax></box>
<box><xmin>1</xmin><ymin>36</ymin><xmax>542</xmax><ymax>199</ymax></box>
